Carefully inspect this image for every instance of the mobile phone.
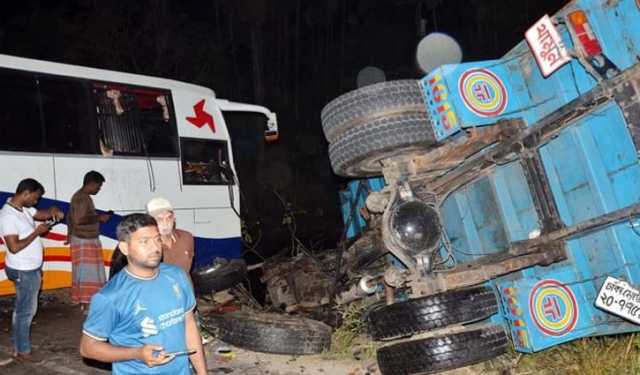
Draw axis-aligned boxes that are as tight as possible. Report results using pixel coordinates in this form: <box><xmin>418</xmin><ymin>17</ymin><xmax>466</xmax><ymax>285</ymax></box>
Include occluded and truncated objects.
<box><xmin>45</xmin><ymin>219</ymin><xmax>57</xmax><ymax>227</ymax></box>
<box><xmin>166</xmin><ymin>349</ymin><xmax>196</xmax><ymax>357</ymax></box>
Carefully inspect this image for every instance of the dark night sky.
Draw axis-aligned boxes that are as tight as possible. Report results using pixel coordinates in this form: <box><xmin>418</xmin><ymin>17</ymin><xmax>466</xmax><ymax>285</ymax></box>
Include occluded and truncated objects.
<box><xmin>0</xmin><ymin>0</ymin><xmax>567</xmax><ymax>257</ymax></box>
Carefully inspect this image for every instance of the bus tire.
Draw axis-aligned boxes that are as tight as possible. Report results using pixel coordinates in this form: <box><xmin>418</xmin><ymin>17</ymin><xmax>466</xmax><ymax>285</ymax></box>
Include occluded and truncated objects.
<box><xmin>376</xmin><ymin>325</ymin><xmax>508</xmax><ymax>375</ymax></box>
<box><xmin>191</xmin><ymin>258</ymin><xmax>246</xmax><ymax>295</ymax></box>
<box><xmin>202</xmin><ymin>312</ymin><xmax>332</xmax><ymax>355</ymax></box>
<box><xmin>321</xmin><ymin>80</ymin><xmax>426</xmax><ymax>143</ymax></box>
<box><xmin>367</xmin><ymin>286</ymin><xmax>499</xmax><ymax>341</ymax></box>
<box><xmin>328</xmin><ymin>112</ymin><xmax>435</xmax><ymax>177</ymax></box>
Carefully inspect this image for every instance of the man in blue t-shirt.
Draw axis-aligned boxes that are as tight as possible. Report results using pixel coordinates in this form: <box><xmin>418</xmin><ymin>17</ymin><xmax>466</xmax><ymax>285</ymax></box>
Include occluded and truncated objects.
<box><xmin>79</xmin><ymin>214</ymin><xmax>207</xmax><ymax>374</ymax></box>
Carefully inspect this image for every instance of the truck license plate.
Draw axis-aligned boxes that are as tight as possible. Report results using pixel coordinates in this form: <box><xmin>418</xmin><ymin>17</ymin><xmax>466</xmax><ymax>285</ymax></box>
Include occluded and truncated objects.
<box><xmin>595</xmin><ymin>276</ymin><xmax>640</xmax><ymax>325</ymax></box>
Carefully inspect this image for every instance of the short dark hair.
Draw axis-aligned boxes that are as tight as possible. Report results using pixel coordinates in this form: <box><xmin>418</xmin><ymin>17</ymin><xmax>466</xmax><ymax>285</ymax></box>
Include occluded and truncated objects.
<box><xmin>116</xmin><ymin>213</ymin><xmax>157</xmax><ymax>242</ymax></box>
<box><xmin>83</xmin><ymin>170</ymin><xmax>106</xmax><ymax>186</ymax></box>
<box><xmin>16</xmin><ymin>178</ymin><xmax>45</xmax><ymax>195</ymax></box>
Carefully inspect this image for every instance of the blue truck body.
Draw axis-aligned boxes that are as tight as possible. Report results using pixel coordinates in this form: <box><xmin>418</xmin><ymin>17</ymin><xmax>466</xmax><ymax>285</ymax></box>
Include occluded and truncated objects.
<box><xmin>340</xmin><ymin>0</ymin><xmax>640</xmax><ymax>353</ymax></box>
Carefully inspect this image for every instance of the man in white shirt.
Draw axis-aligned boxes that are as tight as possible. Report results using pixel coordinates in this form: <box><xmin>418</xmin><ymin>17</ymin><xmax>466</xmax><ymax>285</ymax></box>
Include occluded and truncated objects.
<box><xmin>0</xmin><ymin>178</ymin><xmax>64</xmax><ymax>364</ymax></box>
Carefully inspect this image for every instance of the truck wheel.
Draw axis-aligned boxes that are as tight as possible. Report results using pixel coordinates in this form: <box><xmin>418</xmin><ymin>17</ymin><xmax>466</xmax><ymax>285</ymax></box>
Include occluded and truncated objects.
<box><xmin>191</xmin><ymin>258</ymin><xmax>247</xmax><ymax>295</ymax></box>
<box><xmin>321</xmin><ymin>80</ymin><xmax>426</xmax><ymax>143</ymax></box>
<box><xmin>328</xmin><ymin>112</ymin><xmax>435</xmax><ymax>177</ymax></box>
<box><xmin>201</xmin><ymin>312</ymin><xmax>332</xmax><ymax>355</ymax></box>
<box><xmin>377</xmin><ymin>325</ymin><xmax>508</xmax><ymax>375</ymax></box>
<box><xmin>367</xmin><ymin>286</ymin><xmax>498</xmax><ymax>340</ymax></box>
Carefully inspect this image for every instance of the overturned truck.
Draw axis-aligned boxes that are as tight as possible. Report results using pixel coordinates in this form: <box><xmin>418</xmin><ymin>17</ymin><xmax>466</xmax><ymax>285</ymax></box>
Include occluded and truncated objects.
<box><xmin>322</xmin><ymin>0</ymin><xmax>640</xmax><ymax>374</ymax></box>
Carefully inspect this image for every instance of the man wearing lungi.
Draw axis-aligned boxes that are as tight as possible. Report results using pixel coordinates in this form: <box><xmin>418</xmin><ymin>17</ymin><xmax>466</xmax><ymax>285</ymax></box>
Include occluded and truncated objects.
<box><xmin>67</xmin><ymin>170</ymin><xmax>112</xmax><ymax>311</ymax></box>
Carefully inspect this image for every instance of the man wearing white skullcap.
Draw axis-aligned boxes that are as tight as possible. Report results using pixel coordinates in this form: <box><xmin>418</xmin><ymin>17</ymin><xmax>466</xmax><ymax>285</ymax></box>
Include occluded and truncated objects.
<box><xmin>146</xmin><ymin>197</ymin><xmax>195</xmax><ymax>276</ymax></box>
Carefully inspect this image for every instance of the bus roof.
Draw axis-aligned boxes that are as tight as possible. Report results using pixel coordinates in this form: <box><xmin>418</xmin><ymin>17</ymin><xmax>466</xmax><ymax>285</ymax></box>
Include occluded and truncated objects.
<box><xmin>0</xmin><ymin>53</ymin><xmax>215</xmax><ymax>97</ymax></box>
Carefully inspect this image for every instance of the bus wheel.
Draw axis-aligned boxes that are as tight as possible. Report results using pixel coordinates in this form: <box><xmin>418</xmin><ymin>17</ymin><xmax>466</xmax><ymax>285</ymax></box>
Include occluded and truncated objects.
<box><xmin>367</xmin><ymin>286</ymin><xmax>499</xmax><ymax>341</ymax></box>
<box><xmin>201</xmin><ymin>312</ymin><xmax>332</xmax><ymax>355</ymax></box>
<box><xmin>377</xmin><ymin>325</ymin><xmax>508</xmax><ymax>375</ymax></box>
<box><xmin>328</xmin><ymin>112</ymin><xmax>435</xmax><ymax>177</ymax></box>
<box><xmin>191</xmin><ymin>258</ymin><xmax>247</xmax><ymax>295</ymax></box>
<box><xmin>321</xmin><ymin>80</ymin><xmax>426</xmax><ymax>144</ymax></box>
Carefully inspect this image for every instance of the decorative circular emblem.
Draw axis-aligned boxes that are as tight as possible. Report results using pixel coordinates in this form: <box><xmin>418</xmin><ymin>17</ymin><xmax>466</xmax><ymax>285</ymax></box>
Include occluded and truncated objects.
<box><xmin>458</xmin><ymin>68</ymin><xmax>508</xmax><ymax>117</ymax></box>
<box><xmin>529</xmin><ymin>279</ymin><xmax>578</xmax><ymax>337</ymax></box>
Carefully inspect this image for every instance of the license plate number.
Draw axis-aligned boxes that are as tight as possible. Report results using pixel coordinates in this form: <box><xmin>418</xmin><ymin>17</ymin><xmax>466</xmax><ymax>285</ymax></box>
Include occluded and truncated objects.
<box><xmin>595</xmin><ymin>276</ymin><xmax>640</xmax><ymax>325</ymax></box>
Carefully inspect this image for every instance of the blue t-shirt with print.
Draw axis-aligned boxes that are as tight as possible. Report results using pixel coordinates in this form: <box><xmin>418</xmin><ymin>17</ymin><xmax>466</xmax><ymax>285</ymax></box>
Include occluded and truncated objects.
<box><xmin>83</xmin><ymin>263</ymin><xmax>196</xmax><ymax>375</ymax></box>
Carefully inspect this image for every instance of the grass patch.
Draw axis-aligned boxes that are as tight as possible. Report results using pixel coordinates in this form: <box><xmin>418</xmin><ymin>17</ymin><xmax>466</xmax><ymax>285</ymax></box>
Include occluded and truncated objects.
<box><xmin>327</xmin><ymin>301</ymin><xmax>379</xmax><ymax>360</ymax></box>
<box><xmin>511</xmin><ymin>333</ymin><xmax>640</xmax><ymax>375</ymax></box>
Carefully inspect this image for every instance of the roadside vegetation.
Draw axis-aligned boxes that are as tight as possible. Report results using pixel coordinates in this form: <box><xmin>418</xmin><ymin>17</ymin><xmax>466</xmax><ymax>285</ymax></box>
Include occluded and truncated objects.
<box><xmin>512</xmin><ymin>333</ymin><xmax>640</xmax><ymax>375</ymax></box>
<box><xmin>327</xmin><ymin>301</ymin><xmax>379</xmax><ymax>360</ymax></box>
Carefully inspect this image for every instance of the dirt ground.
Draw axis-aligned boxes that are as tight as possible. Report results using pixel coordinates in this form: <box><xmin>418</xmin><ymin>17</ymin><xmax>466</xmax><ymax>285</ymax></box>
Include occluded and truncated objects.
<box><xmin>0</xmin><ymin>289</ymin><xmax>520</xmax><ymax>375</ymax></box>
<box><xmin>0</xmin><ymin>289</ymin><xmax>375</xmax><ymax>375</ymax></box>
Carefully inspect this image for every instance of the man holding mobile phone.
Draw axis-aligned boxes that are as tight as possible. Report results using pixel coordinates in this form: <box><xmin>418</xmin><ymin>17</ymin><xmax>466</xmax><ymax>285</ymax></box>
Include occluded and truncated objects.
<box><xmin>67</xmin><ymin>171</ymin><xmax>113</xmax><ymax>312</ymax></box>
<box><xmin>0</xmin><ymin>178</ymin><xmax>64</xmax><ymax>364</ymax></box>
<box><xmin>79</xmin><ymin>213</ymin><xmax>207</xmax><ymax>374</ymax></box>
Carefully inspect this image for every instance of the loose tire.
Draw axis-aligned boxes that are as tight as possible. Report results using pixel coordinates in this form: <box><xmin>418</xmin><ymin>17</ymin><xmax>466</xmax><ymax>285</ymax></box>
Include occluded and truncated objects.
<box><xmin>202</xmin><ymin>312</ymin><xmax>332</xmax><ymax>355</ymax></box>
<box><xmin>368</xmin><ymin>286</ymin><xmax>499</xmax><ymax>340</ymax></box>
<box><xmin>191</xmin><ymin>258</ymin><xmax>246</xmax><ymax>295</ymax></box>
<box><xmin>377</xmin><ymin>325</ymin><xmax>509</xmax><ymax>375</ymax></box>
<box><xmin>328</xmin><ymin>112</ymin><xmax>435</xmax><ymax>177</ymax></box>
<box><xmin>321</xmin><ymin>80</ymin><xmax>426</xmax><ymax>143</ymax></box>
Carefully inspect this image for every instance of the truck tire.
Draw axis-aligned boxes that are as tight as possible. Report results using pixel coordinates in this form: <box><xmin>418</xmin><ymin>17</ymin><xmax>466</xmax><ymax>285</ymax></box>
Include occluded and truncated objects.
<box><xmin>377</xmin><ymin>325</ymin><xmax>508</xmax><ymax>375</ymax></box>
<box><xmin>202</xmin><ymin>312</ymin><xmax>332</xmax><ymax>355</ymax></box>
<box><xmin>321</xmin><ymin>80</ymin><xmax>426</xmax><ymax>143</ymax></box>
<box><xmin>367</xmin><ymin>286</ymin><xmax>499</xmax><ymax>340</ymax></box>
<box><xmin>328</xmin><ymin>112</ymin><xmax>435</xmax><ymax>177</ymax></box>
<box><xmin>191</xmin><ymin>258</ymin><xmax>246</xmax><ymax>295</ymax></box>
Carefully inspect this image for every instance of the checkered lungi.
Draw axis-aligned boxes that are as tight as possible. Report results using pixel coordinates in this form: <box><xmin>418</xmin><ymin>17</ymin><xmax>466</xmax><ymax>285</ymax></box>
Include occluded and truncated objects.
<box><xmin>70</xmin><ymin>236</ymin><xmax>106</xmax><ymax>304</ymax></box>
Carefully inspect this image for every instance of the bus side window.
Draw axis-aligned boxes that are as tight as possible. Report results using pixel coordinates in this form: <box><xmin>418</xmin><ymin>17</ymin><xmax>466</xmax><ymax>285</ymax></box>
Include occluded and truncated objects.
<box><xmin>0</xmin><ymin>69</ymin><xmax>44</xmax><ymax>152</ymax></box>
<box><xmin>136</xmin><ymin>92</ymin><xmax>178</xmax><ymax>157</ymax></box>
<box><xmin>180</xmin><ymin>137</ymin><xmax>233</xmax><ymax>185</ymax></box>
<box><xmin>94</xmin><ymin>87</ymin><xmax>144</xmax><ymax>155</ymax></box>
<box><xmin>39</xmin><ymin>77</ymin><xmax>98</xmax><ymax>154</ymax></box>
<box><xmin>93</xmin><ymin>84</ymin><xmax>178</xmax><ymax>157</ymax></box>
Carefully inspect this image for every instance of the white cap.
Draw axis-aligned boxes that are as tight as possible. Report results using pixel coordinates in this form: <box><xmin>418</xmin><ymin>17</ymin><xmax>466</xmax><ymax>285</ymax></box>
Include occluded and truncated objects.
<box><xmin>146</xmin><ymin>197</ymin><xmax>173</xmax><ymax>216</ymax></box>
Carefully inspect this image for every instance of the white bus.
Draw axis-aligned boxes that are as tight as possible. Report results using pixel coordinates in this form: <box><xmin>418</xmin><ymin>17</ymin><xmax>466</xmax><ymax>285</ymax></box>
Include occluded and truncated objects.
<box><xmin>0</xmin><ymin>53</ymin><xmax>277</xmax><ymax>295</ymax></box>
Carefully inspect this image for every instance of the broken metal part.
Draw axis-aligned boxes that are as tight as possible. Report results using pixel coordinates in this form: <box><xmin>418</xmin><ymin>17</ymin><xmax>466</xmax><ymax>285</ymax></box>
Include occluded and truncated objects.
<box><xmin>262</xmin><ymin>254</ymin><xmax>336</xmax><ymax>309</ymax></box>
<box><xmin>336</xmin><ymin>276</ymin><xmax>383</xmax><ymax>305</ymax></box>
<box><xmin>409</xmin><ymin>242</ymin><xmax>566</xmax><ymax>297</ymax></box>
<box><xmin>510</xmin><ymin>202</ymin><xmax>640</xmax><ymax>255</ymax></box>
<box><xmin>613</xmin><ymin>73</ymin><xmax>640</xmax><ymax>152</ymax></box>
<box><xmin>385</xmin><ymin>283</ymin><xmax>395</xmax><ymax>306</ymax></box>
<box><xmin>383</xmin><ymin>267</ymin><xmax>407</xmax><ymax>288</ymax></box>
<box><xmin>381</xmin><ymin>124</ymin><xmax>508</xmax><ymax>186</ymax></box>
<box><xmin>366</xmin><ymin>188</ymin><xmax>391</xmax><ymax>213</ymax></box>
<box><xmin>520</xmin><ymin>150</ymin><xmax>563</xmax><ymax>233</ymax></box>
<box><xmin>415</xmin><ymin>253</ymin><xmax>432</xmax><ymax>275</ymax></box>
<box><xmin>359</xmin><ymin>274</ymin><xmax>380</xmax><ymax>294</ymax></box>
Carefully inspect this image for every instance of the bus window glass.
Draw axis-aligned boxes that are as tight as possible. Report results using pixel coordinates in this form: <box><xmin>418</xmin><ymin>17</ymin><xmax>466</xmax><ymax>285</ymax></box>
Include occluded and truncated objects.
<box><xmin>180</xmin><ymin>138</ymin><xmax>233</xmax><ymax>185</ymax></box>
<box><xmin>0</xmin><ymin>69</ymin><xmax>43</xmax><ymax>152</ymax></box>
<box><xmin>93</xmin><ymin>83</ymin><xmax>178</xmax><ymax>157</ymax></box>
<box><xmin>39</xmin><ymin>77</ymin><xmax>98</xmax><ymax>154</ymax></box>
<box><xmin>136</xmin><ymin>91</ymin><xmax>178</xmax><ymax>157</ymax></box>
